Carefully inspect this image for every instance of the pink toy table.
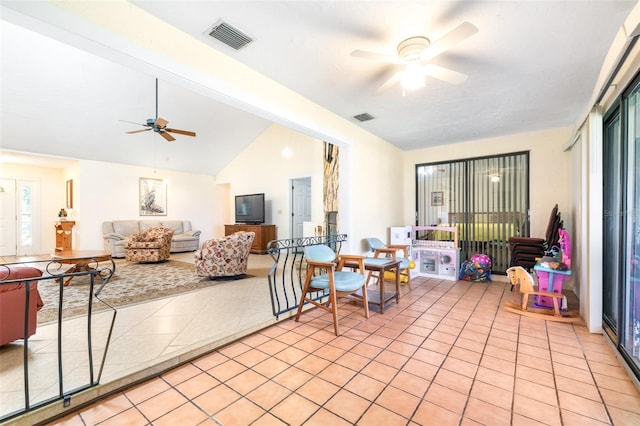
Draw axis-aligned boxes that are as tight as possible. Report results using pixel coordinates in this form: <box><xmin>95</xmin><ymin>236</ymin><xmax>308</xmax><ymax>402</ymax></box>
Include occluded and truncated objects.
<box><xmin>533</xmin><ymin>264</ymin><xmax>571</xmax><ymax>308</ymax></box>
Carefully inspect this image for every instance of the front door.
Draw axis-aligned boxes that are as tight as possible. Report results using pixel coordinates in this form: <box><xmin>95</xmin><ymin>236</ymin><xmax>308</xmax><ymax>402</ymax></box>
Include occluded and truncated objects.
<box><xmin>0</xmin><ymin>179</ymin><xmax>17</xmax><ymax>256</ymax></box>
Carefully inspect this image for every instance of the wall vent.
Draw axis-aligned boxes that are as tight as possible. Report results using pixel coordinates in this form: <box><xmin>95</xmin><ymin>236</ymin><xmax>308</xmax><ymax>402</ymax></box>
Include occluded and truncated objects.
<box><xmin>353</xmin><ymin>113</ymin><xmax>375</xmax><ymax>122</ymax></box>
<box><xmin>208</xmin><ymin>21</ymin><xmax>253</xmax><ymax>50</ymax></box>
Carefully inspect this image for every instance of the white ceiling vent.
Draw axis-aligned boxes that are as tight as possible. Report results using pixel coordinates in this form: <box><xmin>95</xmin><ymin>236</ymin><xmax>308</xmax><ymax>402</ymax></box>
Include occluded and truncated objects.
<box><xmin>208</xmin><ymin>21</ymin><xmax>253</xmax><ymax>50</ymax></box>
<box><xmin>353</xmin><ymin>113</ymin><xmax>375</xmax><ymax>122</ymax></box>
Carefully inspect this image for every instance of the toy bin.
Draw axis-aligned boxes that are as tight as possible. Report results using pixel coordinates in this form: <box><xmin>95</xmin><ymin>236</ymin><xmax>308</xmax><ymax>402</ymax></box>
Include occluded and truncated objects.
<box><xmin>534</xmin><ymin>265</ymin><xmax>571</xmax><ymax>308</ymax></box>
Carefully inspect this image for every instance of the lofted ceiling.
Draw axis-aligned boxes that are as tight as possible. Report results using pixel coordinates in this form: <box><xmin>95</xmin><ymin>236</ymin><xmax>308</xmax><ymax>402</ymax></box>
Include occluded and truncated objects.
<box><xmin>1</xmin><ymin>1</ymin><xmax>637</xmax><ymax>175</ymax></box>
<box><xmin>0</xmin><ymin>18</ymin><xmax>273</xmax><ymax>176</ymax></box>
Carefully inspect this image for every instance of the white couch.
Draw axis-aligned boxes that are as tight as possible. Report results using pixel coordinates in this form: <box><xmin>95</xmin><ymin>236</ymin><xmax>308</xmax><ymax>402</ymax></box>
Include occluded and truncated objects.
<box><xmin>102</xmin><ymin>220</ymin><xmax>201</xmax><ymax>258</ymax></box>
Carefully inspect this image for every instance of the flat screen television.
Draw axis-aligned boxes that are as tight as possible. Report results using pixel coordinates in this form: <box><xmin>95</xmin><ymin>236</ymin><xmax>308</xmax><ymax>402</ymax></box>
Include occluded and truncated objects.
<box><xmin>235</xmin><ymin>193</ymin><xmax>265</xmax><ymax>224</ymax></box>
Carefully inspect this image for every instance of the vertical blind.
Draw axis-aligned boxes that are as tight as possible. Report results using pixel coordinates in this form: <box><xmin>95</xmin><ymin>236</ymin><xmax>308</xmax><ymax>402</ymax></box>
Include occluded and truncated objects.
<box><xmin>415</xmin><ymin>152</ymin><xmax>530</xmax><ymax>273</ymax></box>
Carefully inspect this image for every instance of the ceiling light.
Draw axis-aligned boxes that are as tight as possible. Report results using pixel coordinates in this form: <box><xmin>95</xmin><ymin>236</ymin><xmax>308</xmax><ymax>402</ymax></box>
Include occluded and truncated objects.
<box><xmin>401</xmin><ymin>63</ymin><xmax>425</xmax><ymax>91</ymax></box>
<box><xmin>490</xmin><ymin>174</ymin><xmax>501</xmax><ymax>183</ymax></box>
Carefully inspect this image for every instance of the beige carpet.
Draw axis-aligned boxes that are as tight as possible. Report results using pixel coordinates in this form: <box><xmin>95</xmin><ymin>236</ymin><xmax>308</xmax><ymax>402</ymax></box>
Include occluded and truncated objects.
<box><xmin>36</xmin><ymin>259</ymin><xmax>270</xmax><ymax>324</ymax></box>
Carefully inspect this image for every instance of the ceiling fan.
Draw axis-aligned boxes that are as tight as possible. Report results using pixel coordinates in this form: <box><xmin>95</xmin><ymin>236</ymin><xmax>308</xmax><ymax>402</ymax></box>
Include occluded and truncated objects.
<box><xmin>122</xmin><ymin>78</ymin><xmax>196</xmax><ymax>142</ymax></box>
<box><xmin>351</xmin><ymin>22</ymin><xmax>478</xmax><ymax>94</ymax></box>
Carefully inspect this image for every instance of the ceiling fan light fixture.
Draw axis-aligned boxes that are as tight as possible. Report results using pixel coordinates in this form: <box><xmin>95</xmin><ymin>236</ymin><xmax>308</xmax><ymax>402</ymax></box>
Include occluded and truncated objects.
<box><xmin>401</xmin><ymin>63</ymin><xmax>425</xmax><ymax>91</ymax></box>
<box><xmin>397</xmin><ymin>36</ymin><xmax>430</xmax><ymax>62</ymax></box>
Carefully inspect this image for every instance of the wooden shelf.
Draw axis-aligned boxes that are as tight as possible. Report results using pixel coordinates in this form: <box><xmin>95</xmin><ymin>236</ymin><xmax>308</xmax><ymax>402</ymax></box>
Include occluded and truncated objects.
<box><xmin>55</xmin><ymin>221</ymin><xmax>75</xmax><ymax>251</ymax></box>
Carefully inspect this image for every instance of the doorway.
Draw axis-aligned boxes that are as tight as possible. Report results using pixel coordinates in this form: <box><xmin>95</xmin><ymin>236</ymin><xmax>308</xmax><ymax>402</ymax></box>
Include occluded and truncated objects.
<box><xmin>415</xmin><ymin>152</ymin><xmax>530</xmax><ymax>273</ymax></box>
<box><xmin>0</xmin><ymin>179</ymin><xmax>17</xmax><ymax>256</ymax></box>
<box><xmin>290</xmin><ymin>177</ymin><xmax>311</xmax><ymax>239</ymax></box>
<box><xmin>0</xmin><ymin>178</ymin><xmax>40</xmax><ymax>256</ymax></box>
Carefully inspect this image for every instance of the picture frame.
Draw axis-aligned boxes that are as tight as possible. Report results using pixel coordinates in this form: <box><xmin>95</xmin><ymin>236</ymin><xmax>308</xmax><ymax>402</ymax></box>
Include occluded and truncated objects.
<box><xmin>431</xmin><ymin>191</ymin><xmax>444</xmax><ymax>206</ymax></box>
<box><xmin>139</xmin><ymin>178</ymin><xmax>167</xmax><ymax>216</ymax></box>
<box><xmin>66</xmin><ymin>179</ymin><xmax>73</xmax><ymax>209</ymax></box>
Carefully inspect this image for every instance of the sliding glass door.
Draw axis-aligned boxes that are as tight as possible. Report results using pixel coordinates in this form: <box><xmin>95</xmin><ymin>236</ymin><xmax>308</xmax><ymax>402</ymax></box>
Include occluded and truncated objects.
<box><xmin>416</xmin><ymin>152</ymin><xmax>529</xmax><ymax>273</ymax></box>
<box><xmin>603</xmin><ymin>75</ymin><xmax>640</xmax><ymax>377</ymax></box>
<box><xmin>603</xmin><ymin>108</ymin><xmax>622</xmax><ymax>337</ymax></box>
<box><xmin>623</xmin><ymin>82</ymin><xmax>640</xmax><ymax>366</ymax></box>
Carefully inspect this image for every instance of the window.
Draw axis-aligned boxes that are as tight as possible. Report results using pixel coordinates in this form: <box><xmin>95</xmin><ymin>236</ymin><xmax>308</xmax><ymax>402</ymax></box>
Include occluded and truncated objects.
<box><xmin>16</xmin><ymin>180</ymin><xmax>40</xmax><ymax>255</ymax></box>
<box><xmin>20</xmin><ymin>185</ymin><xmax>32</xmax><ymax>247</ymax></box>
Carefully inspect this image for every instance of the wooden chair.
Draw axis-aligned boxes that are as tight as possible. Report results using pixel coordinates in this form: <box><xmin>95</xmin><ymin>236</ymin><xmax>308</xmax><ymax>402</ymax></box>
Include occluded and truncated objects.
<box><xmin>295</xmin><ymin>245</ymin><xmax>369</xmax><ymax>336</ymax></box>
<box><xmin>504</xmin><ymin>266</ymin><xmax>581</xmax><ymax>323</ymax></box>
<box><xmin>365</xmin><ymin>237</ymin><xmax>412</xmax><ymax>289</ymax></box>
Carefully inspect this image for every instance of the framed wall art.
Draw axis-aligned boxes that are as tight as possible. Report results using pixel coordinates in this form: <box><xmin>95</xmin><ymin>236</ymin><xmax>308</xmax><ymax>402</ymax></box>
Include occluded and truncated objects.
<box><xmin>139</xmin><ymin>178</ymin><xmax>167</xmax><ymax>216</ymax></box>
<box><xmin>431</xmin><ymin>191</ymin><xmax>444</xmax><ymax>206</ymax></box>
<box><xmin>66</xmin><ymin>179</ymin><xmax>73</xmax><ymax>209</ymax></box>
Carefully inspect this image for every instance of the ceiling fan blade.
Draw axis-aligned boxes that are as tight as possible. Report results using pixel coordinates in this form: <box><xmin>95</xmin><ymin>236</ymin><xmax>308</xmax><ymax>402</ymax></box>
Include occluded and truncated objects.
<box><xmin>422</xmin><ymin>21</ymin><xmax>478</xmax><ymax>61</ymax></box>
<box><xmin>126</xmin><ymin>129</ymin><xmax>152</xmax><ymax>134</ymax></box>
<box><xmin>351</xmin><ymin>49</ymin><xmax>402</xmax><ymax>65</ymax></box>
<box><xmin>166</xmin><ymin>128</ymin><xmax>196</xmax><ymax>137</ymax></box>
<box><xmin>423</xmin><ymin>64</ymin><xmax>468</xmax><ymax>85</ymax></box>
<box><xmin>120</xmin><ymin>119</ymin><xmax>149</xmax><ymax>127</ymax></box>
<box><xmin>155</xmin><ymin>117</ymin><xmax>169</xmax><ymax>128</ymax></box>
<box><xmin>374</xmin><ymin>71</ymin><xmax>403</xmax><ymax>95</ymax></box>
<box><xmin>159</xmin><ymin>131</ymin><xmax>176</xmax><ymax>142</ymax></box>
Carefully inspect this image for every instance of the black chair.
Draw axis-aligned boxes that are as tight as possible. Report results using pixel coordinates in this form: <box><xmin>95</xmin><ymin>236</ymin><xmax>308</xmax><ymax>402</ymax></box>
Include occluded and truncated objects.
<box><xmin>508</xmin><ymin>204</ymin><xmax>562</xmax><ymax>270</ymax></box>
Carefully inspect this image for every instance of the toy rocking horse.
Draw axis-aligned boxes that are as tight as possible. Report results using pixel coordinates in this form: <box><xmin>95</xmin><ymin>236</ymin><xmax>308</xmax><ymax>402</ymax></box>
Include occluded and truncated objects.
<box><xmin>504</xmin><ymin>266</ymin><xmax>582</xmax><ymax>323</ymax></box>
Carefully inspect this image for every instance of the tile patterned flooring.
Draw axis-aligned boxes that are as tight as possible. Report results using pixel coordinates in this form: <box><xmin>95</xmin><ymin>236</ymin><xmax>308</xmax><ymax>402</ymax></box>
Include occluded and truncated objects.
<box><xmin>42</xmin><ymin>273</ymin><xmax>640</xmax><ymax>425</ymax></box>
<box><xmin>1</xmin><ymin>253</ymin><xmax>277</xmax><ymax>424</ymax></box>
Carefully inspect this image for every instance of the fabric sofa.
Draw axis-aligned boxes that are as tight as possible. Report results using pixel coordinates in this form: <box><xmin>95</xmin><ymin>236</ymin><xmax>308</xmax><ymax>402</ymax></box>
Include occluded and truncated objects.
<box><xmin>0</xmin><ymin>266</ymin><xmax>44</xmax><ymax>346</ymax></box>
<box><xmin>102</xmin><ymin>220</ymin><xmax>201</xmax><ymax>258</ymax></box>
<box><xmin>195</xmin><ymin>231</ymin><xmax>255</xmax><ymax>279</ymax></box>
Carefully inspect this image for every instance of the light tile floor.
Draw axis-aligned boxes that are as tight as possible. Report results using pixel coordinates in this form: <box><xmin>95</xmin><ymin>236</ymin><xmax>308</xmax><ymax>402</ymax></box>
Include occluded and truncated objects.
<box><xmin>43</xmin><ymin>274</ymin><xmax>640</xmax><ymax>425</ymax></box>
<box><xmin>1</xmin><ymin>253</ymin><xmax>278</xmax><ymax>424</ymax></box>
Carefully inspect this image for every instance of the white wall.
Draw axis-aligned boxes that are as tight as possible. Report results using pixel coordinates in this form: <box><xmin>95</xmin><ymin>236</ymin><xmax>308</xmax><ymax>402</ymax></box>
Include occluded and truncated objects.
<box><xmin>216</xmin><ymin>124</ymin><xmax>325</xmax><ymax>240</ymax></box>
<box><xmin>346</xmin><ymin>131</ymin><xmax>406</xmax><ymax>253</ymax></box>
<box><xmin>402</xmin><ymin>126</ymin><xmax>574</xmax><ymax>238</ymax></box>
<box><xmin>216</xmin><ymin>123</ymin><xmax>407</xmax><ymax>253</ymax></box>
<box><xmin>73</xmin><ymin>160</ymin><xmax>228</xmax><ymax>250</ymax></box>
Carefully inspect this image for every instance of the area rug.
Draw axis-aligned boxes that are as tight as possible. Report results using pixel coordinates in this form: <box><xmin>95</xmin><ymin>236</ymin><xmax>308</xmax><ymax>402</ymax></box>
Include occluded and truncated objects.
<box><xmin>36</xmin><ymin>259</ymin><xmax>269</xmax><ymax>324</ymax></box>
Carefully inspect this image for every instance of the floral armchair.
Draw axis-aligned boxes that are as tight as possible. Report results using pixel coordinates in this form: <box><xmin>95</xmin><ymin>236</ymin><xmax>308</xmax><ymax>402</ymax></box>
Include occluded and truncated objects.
<box><xmin>125</xmin><ymin>227</ymin><xmax>175</xmax><ymax>263</ymax></box>
<box><xmin>195</xmin><ymin>231</ymin><xmax>255</xmax><ymax>279</ymax></box>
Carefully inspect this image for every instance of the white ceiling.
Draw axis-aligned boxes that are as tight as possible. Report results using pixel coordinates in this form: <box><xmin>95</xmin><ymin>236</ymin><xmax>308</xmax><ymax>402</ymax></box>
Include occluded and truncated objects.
<box><xmin>1</xmin><ymin>1</ymin><xmax>637</xmax><ymax>175</ymax></box>
<box><xmin>0</xmin><ymin>18</ymin><xmax>273</xmax><ymax>175</ymax></box>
